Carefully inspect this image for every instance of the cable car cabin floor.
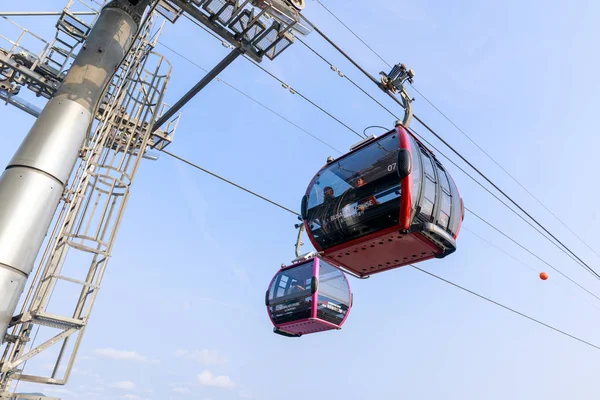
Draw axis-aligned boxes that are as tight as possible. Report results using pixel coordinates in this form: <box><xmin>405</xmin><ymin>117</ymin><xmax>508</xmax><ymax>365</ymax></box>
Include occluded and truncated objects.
<box><xmin>278</xmin><ymin>318</ymin><xmax>341</xmax><ymax>336</ymax></box>
<box><xmin>325</xmin><ymin>231</ymin><xmax>440</xmax><ymax>277</ymax></box>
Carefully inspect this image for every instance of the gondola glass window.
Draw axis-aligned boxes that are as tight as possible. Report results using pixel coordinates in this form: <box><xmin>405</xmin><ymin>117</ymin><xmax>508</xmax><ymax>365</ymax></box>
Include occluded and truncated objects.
<box><xmin>302</xmin><ymin>125</ymin><xmax>464</xmax><ymax>277</ymax></box>
<box><xmin>267</xmin><ymin>261</ymin><xmax>313</xmax><ymax>325</ymax></box>
<box><xmin>317</xmin><ymin>260</ymin><xmax>351</xmax><ymax>326</ymax></box>
<box><xmin>419</xmin><ymin>147</ymin><xmax>436</xmax><ymax>221</ymax></box>
<box><xmin>306</xmin><ymin>133</ymin><xmax>401</xmax><ymax>250</ymax></box>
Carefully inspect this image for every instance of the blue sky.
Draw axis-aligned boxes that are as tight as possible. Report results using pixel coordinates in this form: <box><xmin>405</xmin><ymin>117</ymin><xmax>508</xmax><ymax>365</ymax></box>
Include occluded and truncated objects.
<box><xmin>2</xmin><ymin>0</ymin><xmax>600</xmax><ymax>399</ymax></box>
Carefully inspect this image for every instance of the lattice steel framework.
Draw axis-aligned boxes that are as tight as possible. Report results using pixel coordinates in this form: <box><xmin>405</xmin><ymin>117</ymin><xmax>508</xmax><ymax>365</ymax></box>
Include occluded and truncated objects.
<box><xmin>0</xmin><ymin>3</ymin><xmax>180</xmax><ymax>398</ymax></box>
<box><xmin>0</xmin><ymin>1</ymin><xmax>106</xmax><ymax>107</ymax></box>
<box><xmin>0</xmin><ymin>1</ymin><xmax>307</xmax><ymax>398</ymax></box>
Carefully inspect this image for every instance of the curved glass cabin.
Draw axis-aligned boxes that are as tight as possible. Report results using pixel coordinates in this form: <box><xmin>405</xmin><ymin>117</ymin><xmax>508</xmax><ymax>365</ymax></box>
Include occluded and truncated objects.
<box><xmin>301</xmin><ymin>124</ymin><xmax>464</xmax><ymax>278</ymax></box>
<box><xmin>266</xmin><ymin>257</ymin><xmax>352</xmax><ymax>337</ymax></box>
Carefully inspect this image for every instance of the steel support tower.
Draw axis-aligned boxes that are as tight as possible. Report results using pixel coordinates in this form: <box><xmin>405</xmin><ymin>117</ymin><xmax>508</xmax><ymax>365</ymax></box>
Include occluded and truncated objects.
<box><xmin>0</xmin><ymin>0</ymin><xmax>308</xmax><ymax>397</ymax></box>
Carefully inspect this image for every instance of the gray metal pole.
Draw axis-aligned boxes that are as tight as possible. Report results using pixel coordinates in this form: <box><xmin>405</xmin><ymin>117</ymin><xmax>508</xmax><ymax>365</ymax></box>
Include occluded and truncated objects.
<box><xmin>0</xmin><ymin>0</ymin><xmax>149</xmax><ymax>343</ymax></box>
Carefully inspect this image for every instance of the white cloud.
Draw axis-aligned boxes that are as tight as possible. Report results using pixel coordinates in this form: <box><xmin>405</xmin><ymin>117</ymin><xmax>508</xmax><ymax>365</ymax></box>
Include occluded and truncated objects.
<box><xmin>173</xmin><ymin>387</ymin><xmax>192</xmax><ymax>395</ymax></box>
<box><xmin>94</xmin><ymin>348</ymin><xmax>160</xmax><ymax>364</ymax></box>
<box><xmin>45</xmin><ymin>388</ymin><xmax>74</xmax><ymax>395</ymax></box>
<box><xmin>239</xmin><ymin>386</ymin><xmax>254</xmax><ymax>399</ymax></box>
<box><xmin>72</xmin><ymin>367</ymin><xmax>101</xmax><ymax>378</ymax></box>
<box><xmin>175</xmin><ymin>349</ymin><xmax>227</xmax><ymax>366</ymax></box>
<box><xmin>197</xmin><ymin>370</ymin><xmax>236</xmax><ymax>389</ymax></box>
<box><xmin>110</xmin><ymin>381</ymin><xmax>136</xmax><ymax>390</ymax></box>
<box><xmin>123</xmin><ymin>395</ymin><xmax>141</xmax><ymax>400</ymax></box>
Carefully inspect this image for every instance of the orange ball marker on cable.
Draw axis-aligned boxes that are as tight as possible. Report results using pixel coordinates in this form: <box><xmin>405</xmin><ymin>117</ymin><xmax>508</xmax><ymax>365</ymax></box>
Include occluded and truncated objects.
<box><xmin>539</xmin><ymin>272</ymin><xmax>549</xmax><ymax>280</ymax></box>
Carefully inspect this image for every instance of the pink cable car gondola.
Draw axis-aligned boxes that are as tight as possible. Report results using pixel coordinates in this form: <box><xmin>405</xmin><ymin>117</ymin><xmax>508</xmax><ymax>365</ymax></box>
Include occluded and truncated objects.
<box><xmin>300</xmin><ymin>122</ymin><xmax>464</xmax><ymax>278</ymax></box>
<box><xmin>266</xmin><ymin>256</ymin><xmax>352</xmax><ymax>337</ymax></box>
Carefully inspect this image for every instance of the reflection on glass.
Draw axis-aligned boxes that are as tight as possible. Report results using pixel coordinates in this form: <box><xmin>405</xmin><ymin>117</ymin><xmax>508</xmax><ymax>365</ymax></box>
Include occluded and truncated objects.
<box><xmin>317</xmin><ymin>261</ymin><xmax>350</xmax><ymax>325</ymax></box>
<box><xmin>441</xmin><ymin>192</ymin><xmax>451</xmax><ymax>215</ymax></box>
<box><xmin>408</xmin><ymin>136</ymin><xmax>422</xmax><ymax>207</ymax></box>
<box><xmin>268</xmin><ymin>262</ymin><xmax>314</xmax><ymax>324</ymax></box>
<box><xmin>421</xmin><ymin>149</ymin><xmax>435</xmax><ymax>180</ymax></box>
<box><xmin>437</xmin><ymin>164</ymin><xmax>450</xmax><ymax>193</ymax></box>
<box><xmin>448</xmin><ymin>183</ymin><xmax>462</xmax><ymax>235</ymax></box>
<box><xmin>319</xmin><ymin>261</ymin><xmax>351</xmax><ymax>304</ymax></box>
<box><xmin>306</xmin><ymin>134</ymin><xmax>403</xmax><ymax>249</ymax></box>
<box><xmin>420</xmin><ymin>199</ymin><xmax>434</xmax><ymax>221</ymax></box>
<box><xmin>424</xmin><ymin>177</ymin><xmax>436</xmax><ymax>203</ymax></box>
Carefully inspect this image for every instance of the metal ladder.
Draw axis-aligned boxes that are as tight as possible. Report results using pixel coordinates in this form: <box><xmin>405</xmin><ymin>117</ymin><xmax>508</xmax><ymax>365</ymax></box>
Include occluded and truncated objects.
<box><xmin>0</xmin><ymin>10</ymin><xmax>171</xmax><ymax>397</ymax></box>
<box><xmin>39</xmin><ymin>0</ymin><xmax>106</xmax><ymax>79</ymax></box>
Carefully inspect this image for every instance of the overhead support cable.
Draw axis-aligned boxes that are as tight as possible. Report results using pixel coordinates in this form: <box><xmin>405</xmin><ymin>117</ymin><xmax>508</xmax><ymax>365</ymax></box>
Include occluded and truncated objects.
<box><xmin>159</xmin><ymin>36</ymin><xmax>600</xmax><ymax>299</ymax></box>
<box><xmin>312</xmin><ymin>0</ymin><xmax>392</xmax><ymax>68</ymax></box>
<box><xmin>406</xmin><ymin>126</ymin><xmax>593</xmax><ymax>278</ymax></box>
<box><xmin>295</xmin><ymin>37</ymin><xmax>573</xmax><ymax>268</ymax></box>
<box><xmin>247</xmin><ymin>60</ymin><xmax>365</xmax><ymax>139</ymax></box>
<box><xmin>296</xmin><ymin>37</ymin><xmax>398</xmax><ymax>119</ymax></box>
<box><xmin>156</xmin><ymin>41</ymin><xmax>343</xmax><ymax>154</ymax></box>
<box><xmin>181</xmin><ymin>9</ymin><xmax>377</xmax><ymax>140</ymax></box>
<box><xmin>181</xmin><ymin>10</ymin><xmax>365</xmax><ymax>139</ymax></box>
<box><xmin>462</xmin><ymin>225</ymin><xmax>600</xmax><ymax>311</ymax></box>
<box><xmin>412</xmin><ymin>115</ymin><xmax>600</xmax><ymax>279</ymax></box>
<box><xmin>408</xmin><ymin>83</ymin><xmax>600</xmax><ymax>259</ymax></box>
<box><xmin>295</xmin><ymin>17</ymin><xmax>600</xmax><ymax>280</ymax></box>
<box><xmin>292</xmin><ymin>34</ymin><xmax>597</xmax><ymax>280</ymax></box>
<box><xmin>158</xmin><ymin>4</ymin><xmax>600</xmax><ymax>349</ymax></box>
<box><xmin>162</xmin><ymin>150</ymin><xmax>299</xmax><ymax>215</ymax></box>
<box><xmin>411</xmin><ymin>264</ymin><xmax>600</xmax><ymax>351</ymax></box>
<box><xmin>163</xmin><ymin>149</ymin><xmax>600</xmax><ymax>353</ymax></box>
<box><xmin>306</xmin><ymin>3</ymin><xmax>600</xmax><ymax>259</ymax></box>
<box><xmin>464</xmin><ymin>213</ymin><xmax>600</xmax><ymax>303</ymax></box>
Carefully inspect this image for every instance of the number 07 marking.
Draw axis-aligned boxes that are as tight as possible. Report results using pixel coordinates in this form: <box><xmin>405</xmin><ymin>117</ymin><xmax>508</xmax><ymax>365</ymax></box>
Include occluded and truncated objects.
<box><xmin>387</xmin><ymin>163</ymin><xmax>397</xmax><ymax>172</ymax></box>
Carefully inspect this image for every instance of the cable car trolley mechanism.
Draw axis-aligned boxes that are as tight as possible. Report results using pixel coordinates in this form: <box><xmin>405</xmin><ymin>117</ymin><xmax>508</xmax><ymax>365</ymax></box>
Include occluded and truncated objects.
<box><xmin>300</xmin><ymin>63</ymin><xmax>464</xmax><ymax>278</ymax></box>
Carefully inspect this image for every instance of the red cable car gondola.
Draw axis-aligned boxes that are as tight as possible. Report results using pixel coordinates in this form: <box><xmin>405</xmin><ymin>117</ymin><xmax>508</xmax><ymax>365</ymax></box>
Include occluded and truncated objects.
<box><xmin>266</xmin><ymin>256</ymin><xmax>352</xmax><ymax>337</ymax></box>
<box><xmin>300</xmin><ymin>122</ymin><xmax>464</xmax><ymax>278</ymax></box>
